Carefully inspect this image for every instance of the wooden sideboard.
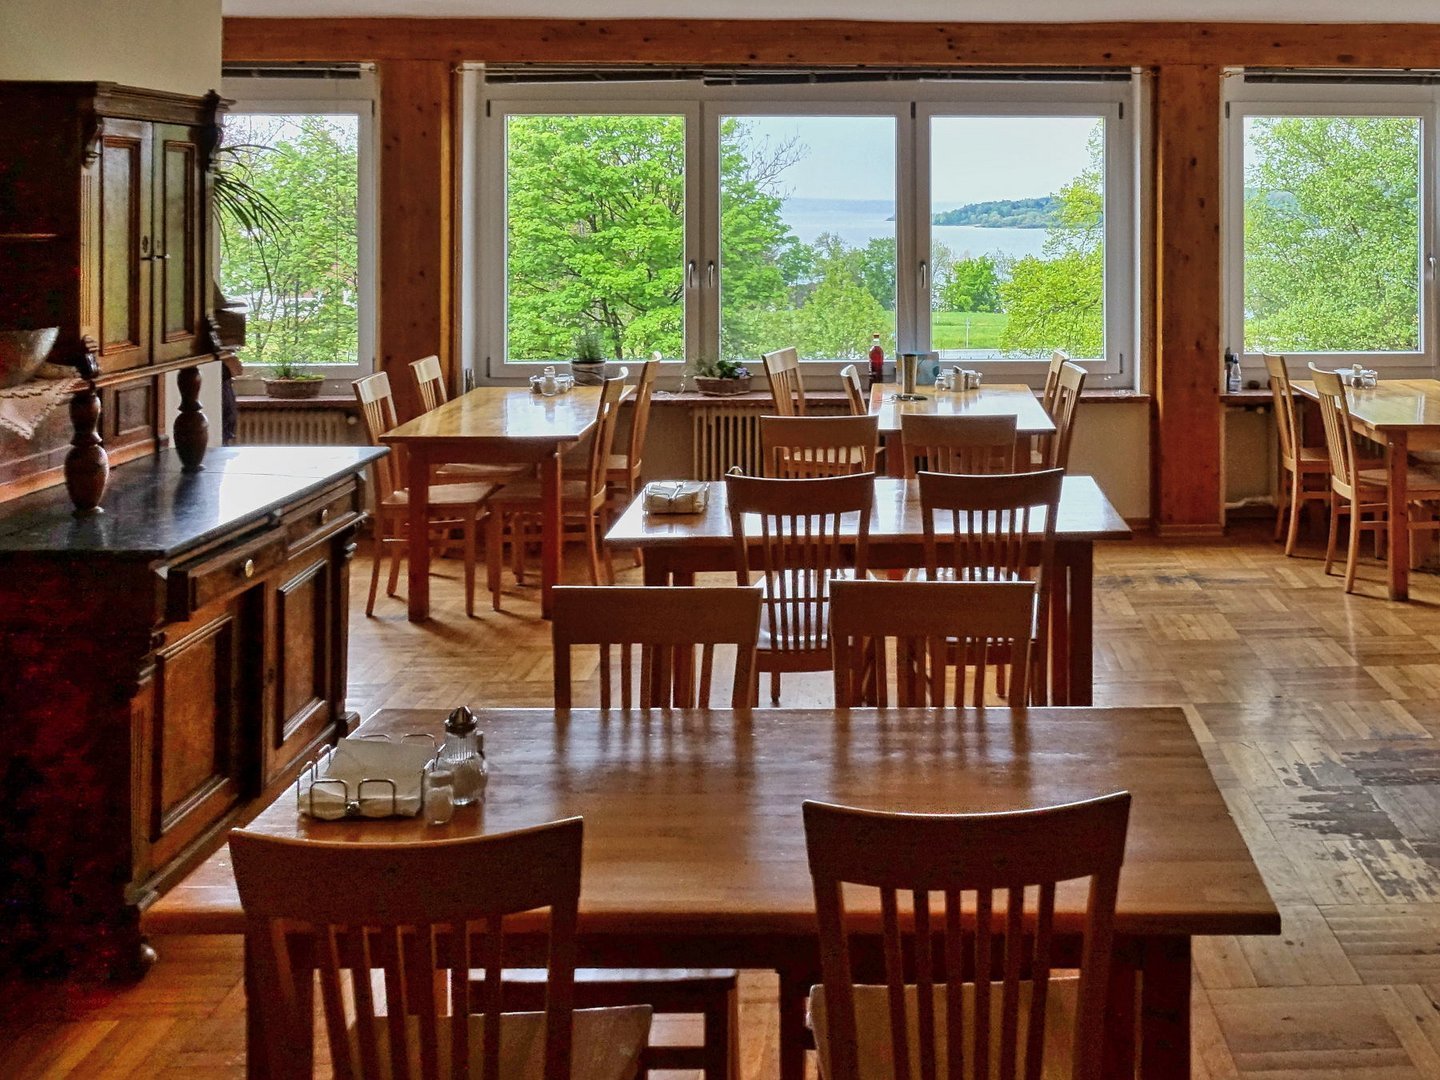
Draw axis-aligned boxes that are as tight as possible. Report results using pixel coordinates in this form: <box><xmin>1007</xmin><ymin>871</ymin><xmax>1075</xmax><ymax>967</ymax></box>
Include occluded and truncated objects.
<box><xmin>0</xmin><ymin>445</ymin><xmax>382</xmax><ymax>979</ymax></box>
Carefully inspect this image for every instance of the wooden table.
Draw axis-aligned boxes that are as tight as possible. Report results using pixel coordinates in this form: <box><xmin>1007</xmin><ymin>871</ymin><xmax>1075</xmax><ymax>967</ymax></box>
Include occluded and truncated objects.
<box><xmin>381</xmin><ymin>385</ymin><xmax>613</xmax><ymax>620</ymax></box>
<box><xmin>605</xmin><ymin>475</ymin><xmax>1130</xmax><ymax>705</ymax></box>
<box><xmin>1292</xmin><ymin>379</ymin><xmax>1440</xmax><ymax>600</ymax></box>
<box><xmin>869</xmin><ymin>383</ymin><xmax>1056</xmax><ymax>476</ymax></box>
<box><xmin>142</xmin><ymin>707</ymin><xmax>1279</xmax><ymax>1080</ymax></box>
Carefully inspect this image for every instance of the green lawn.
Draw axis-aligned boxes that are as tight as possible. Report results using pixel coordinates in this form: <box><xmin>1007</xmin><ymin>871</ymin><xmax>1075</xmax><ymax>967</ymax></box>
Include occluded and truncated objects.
<box><xmin>931</xmin><ymin>311</ymin><xmax>1008</xmax><ymax>351</ymax></box>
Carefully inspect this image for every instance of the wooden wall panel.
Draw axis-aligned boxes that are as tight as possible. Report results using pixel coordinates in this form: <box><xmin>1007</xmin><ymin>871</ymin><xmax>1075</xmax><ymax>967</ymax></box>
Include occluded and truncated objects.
<box><xmin>377</xmin><ymin>59</ymin><xmax>454</xmax><ymax>422</ymax></box>
<box><xmin>1154</xmin><ymin>65</ymin><xmax>1223</xmax><ymax>536</ymax></box>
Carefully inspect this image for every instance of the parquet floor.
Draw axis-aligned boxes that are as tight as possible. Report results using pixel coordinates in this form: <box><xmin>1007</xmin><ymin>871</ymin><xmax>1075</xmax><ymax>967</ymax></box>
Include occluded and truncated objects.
<box><xmin>8</xmin><ymin>523</ymin><xmax>1440</xmax><ymax>1078</ymax></box>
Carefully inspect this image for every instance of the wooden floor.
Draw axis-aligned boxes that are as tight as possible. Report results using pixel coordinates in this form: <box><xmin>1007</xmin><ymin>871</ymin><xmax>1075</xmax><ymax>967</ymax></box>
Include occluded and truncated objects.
<box><xmin>8</xmin><ymin>523</ymin><xmax>1440</xmax><ymax>1078</ymax></box>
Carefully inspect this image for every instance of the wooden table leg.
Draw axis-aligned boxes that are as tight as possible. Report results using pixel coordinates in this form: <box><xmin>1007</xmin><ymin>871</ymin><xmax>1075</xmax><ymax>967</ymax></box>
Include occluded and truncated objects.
<box><xmin>540</xmin><ymin>447</ymin><xmax>562</xmax><ymax>619</ymax></box>
<box><xmin>1050</xmin><ymin>548</ymin><xmax>1073</xmax><ymax>706</ymax></box>
<box><xmin>406</xmin><ymin>446</ymin><xmax>431</xmax><ymax>621</ymax></box>
<box><xmin>1138</xmin><ymin>936</ymin><xmax>1191</xmax><ymax>1079</ymax></box>
<box><xmin>245</xmin><ymin>937</ymin><xmax>313</xmax><ymax>1080</ymax></box>
<box><xmin>1070</xmin><ymin>542</ymin><xmax>1094</xmax><ymax>706</ymax></box>
<box><xmin>885</xmin><ymin>431</ymin><xmax>906</xmax><ymax>478</ymax></box>
<box><xmin>778</xmin><ymin>962</ymin><xmax>819</xmax><ymax>1080</ymax></box>
<box><xmin>1387</xmin><ymin>431</ymin><xmax>1410</xmax><ymax>601</ymax></box>
<box><xmin>1102</xmin><ymin>945</ymin><xmax>1138</xmax><ymax>1079</ymax></box>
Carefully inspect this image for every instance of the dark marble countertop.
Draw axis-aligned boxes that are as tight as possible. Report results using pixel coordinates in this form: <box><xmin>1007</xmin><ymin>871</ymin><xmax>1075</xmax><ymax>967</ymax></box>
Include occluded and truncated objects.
<box><xmin>0</xmin><ymin>446</ymin><xmax>385</xmax><ymax>559</ymax></box>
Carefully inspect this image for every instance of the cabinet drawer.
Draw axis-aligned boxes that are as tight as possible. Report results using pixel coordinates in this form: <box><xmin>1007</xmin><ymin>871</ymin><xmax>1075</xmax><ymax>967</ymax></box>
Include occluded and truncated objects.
<box><xmin>284</xmin><ymin>482</ymin><xmax>362</xmax><ymax>554</ymax></box>
<box><xmin>167</xmin><ymin>528</ymin><xmax>285</xmax><ymax>619</ymax></box>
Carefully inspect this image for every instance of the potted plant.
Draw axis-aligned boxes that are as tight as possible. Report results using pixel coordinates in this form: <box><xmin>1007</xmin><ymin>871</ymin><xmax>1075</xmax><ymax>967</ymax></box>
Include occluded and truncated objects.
<box><xmin>571</xmin><ymin>328</ymin><xmax>608</xmax><ymax>386</ymax></box>
<box><xmin>263</xmin><ymin>358</ymin><xmax>325</xmax><ymax>399</ymax></box>
<box><xmin>692</xmin><ymin>357</ymin><xmax>753</xmax><ymax>396</ymax></box>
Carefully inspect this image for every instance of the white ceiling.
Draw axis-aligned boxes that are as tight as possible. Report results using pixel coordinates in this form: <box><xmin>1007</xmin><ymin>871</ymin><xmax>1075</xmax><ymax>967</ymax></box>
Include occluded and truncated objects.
<box><xmin>221</xmin><ymin>0</ymin><xmax>1440</xmax><ymax>21</ymax></box>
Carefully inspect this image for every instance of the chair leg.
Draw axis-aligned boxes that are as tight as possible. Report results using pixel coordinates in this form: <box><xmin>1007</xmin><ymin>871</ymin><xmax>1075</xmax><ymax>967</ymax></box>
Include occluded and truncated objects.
<box><xmin>487</xmin><ymin>509</ymin><xmax>504</xmax><ymax>612</ymax></box>
<box><xmin>769</xmin><ymin>669</ymin><xmax>781</xmax><ymax>706</ymax></box>
<box><xmin>1324</xmin><ymin>494</ymin><xmax>1340</xmax><ymax>576</ymax></box>
<box><xmin>1345</xmin><ymin>501</ymin><xmax>1364</xmax><ymax>594</ymax></box>
<box><xmin>585</xmin><ymin>511</ymin><xmax>604</xmax><ymax>586</ymax></box>
<box><xmin>1274</xmin><ymin>469</ymin><xmax>1288</xmax><ymax>542</ymax></box>
<box><xmin>1284</xmin><ymin>472</ymin><xmax>1305</xmax><ymax>556</ymax></box>
<box><xmin>700</xmin><ymin>983</ymin><xmax>740</xmax><ymax>1080</ymax></box>
<box><xmin>601</xmin><ymin>507</ymin><xmax>616</xmax><ymax>585</ymax></box>
<box><xmin>386</xmin><ymin>534</ymin><xmax>404</xmax><ymax>597</ymax></box>
<box><xmin>512</xmin><ymin>514</ymin><xmax>527</xmax><ymax>584</ymax></box>
<box><xmin>366</xmin><ymin>538</ymin><xmax>384</xmax><ymax>616</ymax></box>
<box><xmin>464</xmin><ymin>511</ymin><xmax>477</xmax><ymax>618</ymax></box>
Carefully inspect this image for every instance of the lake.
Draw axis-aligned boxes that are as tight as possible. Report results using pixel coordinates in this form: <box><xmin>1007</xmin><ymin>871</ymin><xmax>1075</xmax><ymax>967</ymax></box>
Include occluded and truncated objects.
<box><xmin>781</xmin><ymin>196</ymin><xmax>1050</xmax><ymax>261</ymax></box>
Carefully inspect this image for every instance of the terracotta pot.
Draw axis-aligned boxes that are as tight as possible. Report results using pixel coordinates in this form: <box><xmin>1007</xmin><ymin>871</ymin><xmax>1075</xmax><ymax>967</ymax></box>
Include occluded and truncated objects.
<box><xmin>693</xmin><ymin>375</ymin><xmax>752</xmax><ymax>396</ymax></box>
<box><xmin>263</xmin><ymin>377</ymin><xmax>324</xmax><ymax>400</ymax></box>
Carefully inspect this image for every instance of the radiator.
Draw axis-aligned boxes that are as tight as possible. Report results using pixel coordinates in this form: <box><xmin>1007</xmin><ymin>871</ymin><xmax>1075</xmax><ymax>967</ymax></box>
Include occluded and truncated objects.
<box><xmin>236</xmin><ymin>407</ymin><xmax>360</xmax><ymax>446</ymax></box>
<box><xmin>692</xmin><ymin>405</ymin><xmax>764</xmax><ymax>478</ymax></box>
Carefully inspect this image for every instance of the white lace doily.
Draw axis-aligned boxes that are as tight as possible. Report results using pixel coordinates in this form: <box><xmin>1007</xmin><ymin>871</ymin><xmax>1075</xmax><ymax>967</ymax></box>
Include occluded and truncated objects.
<box><xmin>0</xmin><ymin>376</ymin><xmax>83</xmax><ymax>441</ymax></box>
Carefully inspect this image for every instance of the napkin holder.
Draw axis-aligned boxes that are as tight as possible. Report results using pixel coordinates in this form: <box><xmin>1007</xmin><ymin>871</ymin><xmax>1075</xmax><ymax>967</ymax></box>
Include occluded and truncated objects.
<box><xmin>643</xmin><ymin>480</ymin><xmax>710</xmax><ymax>514</ymax></box>
<box><xmin>297</xmin><ymin>734</ymin><xmax>437</xmax><ymax>820</ymax></box>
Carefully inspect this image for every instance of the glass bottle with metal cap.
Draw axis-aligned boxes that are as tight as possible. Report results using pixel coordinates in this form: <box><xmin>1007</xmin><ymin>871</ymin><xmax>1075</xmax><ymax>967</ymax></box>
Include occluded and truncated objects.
<box><xmin>436</xmin><ymin>706</ymin><xmax>488</xmax><ymax>806</ymax></box>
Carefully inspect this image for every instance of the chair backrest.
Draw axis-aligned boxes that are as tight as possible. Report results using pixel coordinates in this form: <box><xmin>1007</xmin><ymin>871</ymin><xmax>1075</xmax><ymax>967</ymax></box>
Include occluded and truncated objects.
<box><xmin>830</xmin><ymin>579</ymin><xmax>1038</xmax><ymax>708</ymax></box>
<box><xmin>581</xmin><ymin>369</ymin><xmax>631</xmax><ymax>505</ymax></box>
<box><xmin>900</xmin><ymin>413</ymin><xmax>1018</xmax><ymax>476</ymax></box>
<box><xmin>840</xmin><ymin>364</ymin><xmax>869</xmax><ymax>416</ymax></box>
<box><xmin>354</xmin><ymin>371</ymin><xmax>405</xmax><ymax>503</ymax></box>
<box><xmin>726</xmin><ymin>472</ymin><xmax>874</xmax><ymax>656</ymax></box>
<box><xmin>760</xmin><ymin>414</ymin><xmax>881</xmax><ymax>478</ymax></box>
<box><xmin>621</xmin><ymin>359</ymin><xmax>660</xmax><ymax>483</ymax></box>
<box><xmin>803</xmin><ymin>793</ymin><xmax>1131</xmax><ymax>1080</ymax></box>
<box><xmin>1041</xmin><ymin>350</ymin><xmax>1069</xmax><ymax>416</ymax></box>
<box><xmin>231</xmin><ymin>820</ymin><xmax>586</xmax><ymax>1080</ymax></box>
<box><xmin>551</xmin><ymin>584</ymin><xmax>763</xmax><ymax>709</ymax></box>
<box><xmin>1263</xmin><ymin>354</ymin><xmax>1301</xmax><ymax>469</ymax></box>
<box><xmin>919</xmin><ymin>467</ymin><xmax>1063</xmax><ymax>591</ymax></box>
<box><xmin>763</xmin><ymin>346</ymin><xmax>806</xmax><ymax>416</ymax></box>
<box><xmin>1045</xmin><ymin>362</ymin><xmax>1087</xmax><ymax>471</ymax></box>
<box><xmin>411</xmin><ymin>354</ymin><xmax>448</xmax><ymax>413</ymax></box>
<box><xmin>1309</xmin><ymin>364</ymin><xmax>1359</xmax><ymax>495</ymax></box>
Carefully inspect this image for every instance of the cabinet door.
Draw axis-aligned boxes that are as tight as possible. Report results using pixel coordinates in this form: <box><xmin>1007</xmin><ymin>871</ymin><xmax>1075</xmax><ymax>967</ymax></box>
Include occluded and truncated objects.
<box><xmin>151</xmin><ymin>124</ymin><xmax>208</xmax><ymax>364</ymax></box>
<box><xmin>268</xmin><ymin>552</ymin><xmax>335</xmax><ymax>786</ymax></box>
<box><xmin>97</xmin><ymin>120</ymin><xmax>151</xmax><ymax>373</ymax></box>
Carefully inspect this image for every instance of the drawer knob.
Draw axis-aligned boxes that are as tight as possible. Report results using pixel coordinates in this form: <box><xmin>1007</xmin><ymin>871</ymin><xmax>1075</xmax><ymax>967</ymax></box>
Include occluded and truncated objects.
<box><xmin>242</xmin><ymin>558</ymin><xmax>256</xmax><ymax>579</ymax></box>
<box><xmin>319</xmin><ymin>507</ymin><xmax>330</xmax><ymax>525</ymax></box>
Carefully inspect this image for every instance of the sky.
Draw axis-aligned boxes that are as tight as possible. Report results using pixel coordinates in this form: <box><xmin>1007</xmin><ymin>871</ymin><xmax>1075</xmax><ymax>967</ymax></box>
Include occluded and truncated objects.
<box><xmin>737</xmin><ymin>113</ymin><xmax>1100</xmax><ymax>207</ymax></box>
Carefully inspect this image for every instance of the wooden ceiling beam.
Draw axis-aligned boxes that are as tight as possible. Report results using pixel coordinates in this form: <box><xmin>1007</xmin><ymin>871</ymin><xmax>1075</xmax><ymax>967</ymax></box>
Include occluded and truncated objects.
<box><xmin>225</xmin><ymin>17</ymin><xmax>1440</xmax><ymax>69</ymax></box>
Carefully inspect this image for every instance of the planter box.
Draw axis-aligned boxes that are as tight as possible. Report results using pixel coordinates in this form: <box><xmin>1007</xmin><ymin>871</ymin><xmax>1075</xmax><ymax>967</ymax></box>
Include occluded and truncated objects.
<box><xmin>694</xmin><ymin>375</ymin><xmax>753</xmax><ymax>396</ymax></box>
<box><xmin>571</xmin><ymin>360</ymin><xmax>607</xmax><ymax>386</ymax></box>
<box><xmin>264</xmin><ymin>378</ymin><xmax>325</xmax><ymax>400</ymax></box>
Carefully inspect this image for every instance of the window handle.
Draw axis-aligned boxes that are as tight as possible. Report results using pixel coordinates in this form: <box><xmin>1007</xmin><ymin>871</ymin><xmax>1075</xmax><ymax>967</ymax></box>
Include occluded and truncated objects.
<box><xmin>687</xmin><ymin>260</ymin><xmax>698</xmax><ymax>289</ymax></box>
<box><xmin>919</xmin><ymin>260</ymin><xmax>929</xmax><ymax>290</ymax></box>
<box><xmin>706</xmin><ymin>260</ymin><xmax>716</xmax><ymax>288</ymax></box>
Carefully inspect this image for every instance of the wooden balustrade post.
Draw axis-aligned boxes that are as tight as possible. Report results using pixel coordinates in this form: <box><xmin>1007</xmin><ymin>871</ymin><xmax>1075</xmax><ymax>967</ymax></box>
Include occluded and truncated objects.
<box><xmin>64</xmin><ymin>337</ymin><xmax>108</xmax><ymax>515</ymax></box>
<box><xmin>174</xmin><ymin>363</ymin><xmax>210</xmax><ymax>471</ymax></box>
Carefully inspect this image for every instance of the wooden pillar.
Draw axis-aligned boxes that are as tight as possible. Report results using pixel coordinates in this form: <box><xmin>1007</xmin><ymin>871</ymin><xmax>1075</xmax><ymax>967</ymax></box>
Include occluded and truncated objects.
<box><xmin>1153</xmin><ymin>64</ymin><xmax>1224</xmax><ymax>537</ymax></box>
<box><xmin>378</xmin><ymin>59</ymin><xmax>455</xmax><ymax>422</ymax></box>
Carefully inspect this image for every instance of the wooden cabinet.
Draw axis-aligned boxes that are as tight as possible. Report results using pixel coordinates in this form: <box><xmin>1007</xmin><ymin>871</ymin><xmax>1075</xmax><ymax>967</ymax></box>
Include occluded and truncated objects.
<box><xmin>0</xmin><ymin>447</ymin><xmax>383</xmax><ymax>980</ymax></box>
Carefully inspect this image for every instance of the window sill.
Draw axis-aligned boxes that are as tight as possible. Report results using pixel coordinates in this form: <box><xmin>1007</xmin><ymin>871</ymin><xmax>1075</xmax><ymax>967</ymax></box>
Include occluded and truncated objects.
<box><xmin>235</xmin><ymin>394</ymin><xmax>362</xmax><ymax>410</ymax></box>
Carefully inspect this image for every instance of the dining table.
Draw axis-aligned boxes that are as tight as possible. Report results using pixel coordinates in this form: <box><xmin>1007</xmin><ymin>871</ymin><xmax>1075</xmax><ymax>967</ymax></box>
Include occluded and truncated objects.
<box><xmin>141</xmin><ymin>706</ymin><xmax>1279</xmax><ymax>1080</ymax></box>
<box><xmin>605</xmin><ymin>475</ymin><xmax>1130</xmax><ymax>705</ymax></box>
<box><xmin>869</xmin><ymin>382</ymin><xmax>1057</xmax><ymax>476</ymax></box>
<box><xmin>381</xmin><ymin>384</ymin><xmax>618</xmax><ymax>620</ymax></box>
<box><xmin>1292</xmin><ymin>378</ymin><xmax>1440</xmax><ymax>600</ymax></box>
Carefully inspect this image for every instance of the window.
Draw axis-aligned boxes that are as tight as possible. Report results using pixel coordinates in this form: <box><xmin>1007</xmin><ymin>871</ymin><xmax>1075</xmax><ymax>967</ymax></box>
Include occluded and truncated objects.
<box><xmin>218</xmin><ymin>70</ymin><xmax>376</xmax><ymax>374</ymax></box>
<box><xmin>472</xmin><ymin>76</ymin><xmax>1137</xmax><ymax>385</ymax></box>
<box><xmin>1226</xmin><ymin>80</ymin><xmax>1436</xmax><ymax>373</ymax></box>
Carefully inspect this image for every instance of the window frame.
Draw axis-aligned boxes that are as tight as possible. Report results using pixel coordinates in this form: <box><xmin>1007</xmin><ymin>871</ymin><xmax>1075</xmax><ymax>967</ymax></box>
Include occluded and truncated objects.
<box><xmin>469</xmin><ymin>73</ymin><xmax>1140</xmax><ymax>388</ymax></box>
<box><xmin>217</xmin><ymin>72</ymin><xmax>379</xmax><ymax>379</ymax></box>
<box><xmin>1223</xmin><ymin>79</ymin><xmax>1436</xmax><ymax>378</ymax></box>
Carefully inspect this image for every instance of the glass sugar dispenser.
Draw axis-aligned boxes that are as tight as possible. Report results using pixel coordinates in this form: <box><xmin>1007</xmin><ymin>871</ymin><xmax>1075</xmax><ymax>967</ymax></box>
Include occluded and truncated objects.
<box><xmin>435</xmin><ymin>706</ymin><xmax>488</xmax><ymax>806</ymax></box>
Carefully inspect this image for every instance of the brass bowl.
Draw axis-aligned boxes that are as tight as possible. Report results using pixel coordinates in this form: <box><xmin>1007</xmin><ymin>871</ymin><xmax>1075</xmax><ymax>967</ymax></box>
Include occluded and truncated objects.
<box><xmin>0</xmin><ymin>327</ymin><xmax>60</xmax><ymax>390</ymax></box>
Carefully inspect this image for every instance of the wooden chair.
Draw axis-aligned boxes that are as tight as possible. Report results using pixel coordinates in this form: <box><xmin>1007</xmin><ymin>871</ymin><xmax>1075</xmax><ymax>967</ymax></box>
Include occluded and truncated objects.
<box><xmin>551</xmin><ymin>584</ymin><xmax>762</xmax><ymax>709</ymax></box>
<box><xmin>900</xmin><ymin>413</ymin><xmax>1018</xmax><ymax>476</ymax></box>
<box><xmin>760</xmin><ymin>414</ymin><xmax>880</xmax><ymax>478</ymax></box>
<box><xmin>487</xmin><ymin>370</ymin><xmax>629</xmax><ymax>611</ymax></box>
<box><xmin>1264</xmin><ymin>354</ymin><xmax>1332</xmax><ymax>556</ymax></box>
<box><xmin>918</xmin><ymin>468</ymin><xmax>1064</xmax><ymax>705</ymax></box>
<box><xmin>230</xmin><ymin>819</ymin><xmax>652</xmax><ymax>1080</ymax></box>
<box><xmin>1310</xmin><ymin>364</ymin><xmax>1440</xmax><ymax>594</ymax></box>
<box><xmin>763</xmin><ymin>346</ymin><xmax>806</xmax><ymax>416</ymax></box>
<box><xmin>1042</xmin><ymin>361</ymin><xmax>1087</xmax><ymax>471</ymax></box>
<box><xmin>830</xmin><ymin>580</ymin><xmax>1038</xmax><ymax>709</ymax></box>
<box><xmin>608</xmin><ymin>358</ymin><xmax>659</xmax><ymax>502</ymax></box>
<box><xmin>1041</xmin><ymin>349</ymin><xmax>1070</xmax><ymax>417</ymax></box>
<box><xmin>726</xmin><ymin>472</ymin><xmax>874</xmax><ymax>705</ymax></box>
<box><xmin>840</xmin><ymin>364</ymin><xmax>869</xmax><ymax>416</ymax></box>
<box><xmin>802</xmin><ymin>792</ymin><xmax>1131</xmax><ymax>1080</ymax></box>
<box><xmin>354</xmin><ymin>371</ymin><xmax>496</xmax><ymax>617</ymax></box>
<box><xmin>409</xmin><ymin>354</ymin><xmax>529</xmax><ymax>484</ymax></box>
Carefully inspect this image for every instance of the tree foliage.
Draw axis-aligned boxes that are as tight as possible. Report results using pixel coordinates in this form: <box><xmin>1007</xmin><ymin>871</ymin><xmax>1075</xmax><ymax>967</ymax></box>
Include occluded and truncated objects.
<box><xmin>941</xmin><ymin>255</ymin><xmax>1003</xmax><ymax>313</ymax></box>
<box><xmin>218</xmin><ymin>115</ymin><xmax>360</xmax><ymax>369</ymax></box>
<box><xmin>1243</xmin><ymin>116</ymin><xmax>1420</xmax><ymax>353</ymax></box>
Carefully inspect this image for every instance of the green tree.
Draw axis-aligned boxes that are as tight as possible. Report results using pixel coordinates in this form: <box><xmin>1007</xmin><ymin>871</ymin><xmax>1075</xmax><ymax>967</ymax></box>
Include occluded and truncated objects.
<box><xmin>999</xmin><ymin>134</ymin><xmax>1105</xmax><ymax>357</ymax></box>
<box><xmin>857</xmin><ymin>236</ymin><xmax>896</xmax><ymax>312</ymax></box>
<box><xmin>1243</xmin><ymin>116</ymin><xmax>1420</xmax><ymax>353</ymax></box>
<box><xmin>219</xmin><ymin>115</ymin><xmax>359</xmax><ymax>368</ymax></box>
<box><xmin>794</xmin><ymin>235</ymin><xmax>892</xmax><ymax>359</ymax></box>
<box><xmin>941</xmin><ymin>255</ymin><xmax>1003</xmax><ymax>313</ymax></box>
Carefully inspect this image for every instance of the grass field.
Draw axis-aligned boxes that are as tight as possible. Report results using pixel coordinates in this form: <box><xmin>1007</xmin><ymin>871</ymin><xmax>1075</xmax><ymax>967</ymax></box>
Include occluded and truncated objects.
<box><xmin>931</xmin><ymin>311</ymin><xmax>1008</xmax><ymax>351</ymax></box>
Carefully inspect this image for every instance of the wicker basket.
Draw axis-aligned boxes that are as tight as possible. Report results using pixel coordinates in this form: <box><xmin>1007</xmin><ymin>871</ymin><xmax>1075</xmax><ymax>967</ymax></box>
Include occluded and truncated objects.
<box><xmin>693</xmin><ymin>375</ymin><xmax>752</xmax><ymax>396</ymax></box>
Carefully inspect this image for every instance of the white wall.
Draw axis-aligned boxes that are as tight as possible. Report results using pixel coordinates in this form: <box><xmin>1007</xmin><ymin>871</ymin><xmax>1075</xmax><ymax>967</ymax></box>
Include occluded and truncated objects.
<box><xmin>0</xmin><ymin>0</ymin><xmax>222</xmax><ymax>97</ymax></box>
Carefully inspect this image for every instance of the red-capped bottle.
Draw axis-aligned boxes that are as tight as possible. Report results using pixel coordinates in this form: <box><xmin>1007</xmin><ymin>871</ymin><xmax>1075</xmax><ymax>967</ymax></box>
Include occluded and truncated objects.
<box><xmin>868</xmin><ymin>333</ymin><xmax>884</xmax><ymax>383</ymax></box>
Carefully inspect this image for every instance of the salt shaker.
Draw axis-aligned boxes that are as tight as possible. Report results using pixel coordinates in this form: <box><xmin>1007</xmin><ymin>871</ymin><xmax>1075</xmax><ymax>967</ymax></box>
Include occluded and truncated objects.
<box><xmin>424</xmin><ymin>764</ymin><xmax>455</xmax><ymax>825</ymax></box>
<box><xmin>541</xmin><ymin>365</ymin><xmax>558</xmax><ymax>396</ymax></box>
<box><xmin>436</xmin><ymin>706</ymin><xmax>488</xmax><ymax>806</ymax></box>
